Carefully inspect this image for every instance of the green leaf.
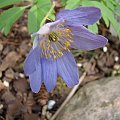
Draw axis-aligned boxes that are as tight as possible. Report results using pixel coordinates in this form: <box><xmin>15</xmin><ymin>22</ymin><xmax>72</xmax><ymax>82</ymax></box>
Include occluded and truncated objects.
<box><xmin>88</xmin><ymin>23</ymin><xmax>98</xmax><ymax>33</ymax></box>
<box><xmin>109</xmin><ymin>0</ymin><xmax>117</xmax><ymax>6</ymax></box>
<box><xmin>0</xmin><ymin>7</ymin><xmax>25</xmax><ymax>35</ymax></box>
<box><xmin>104</xmin><ymin>0</ymin><xmax>115</xmax><ymax>11</ymax></box>
<box><xmin>81</xmin><ymin>0</ymin><xmax>120</xmax><ymax>39</ymax></box>
<box><xmin>65</xmin><ymin>0</ymin><xmax>81</xmax><ymax>9</ymax></box>
<box><xmin>81</xmin><ymin>0</ymin><xmax>97</xmax><ymax>6</ymax></box>
<box><xmin>28</xmin><ymin>0</ymin><xmax>55</xmax><ymax>33</ymax></box>
<box><xmin>61</xmin><ymin>0</ymin><xmax>68</xmax><ymax>6</ymax></box>
<box><xmin>100</xmin><ymin>3</ymin><xmax>120</xmax><ymax>39</ymax></box>
<box><xmin>0</xmin><ymin>0</ymin><xmax>23</xmax><ymax>8</ymax></box>
<box><xmin>28</xmin><ymin>5</ymin><xmax>40</xmax><ymax>33</ymax></box>
<box><xmin>102</xmin><ymin>14</ymin><xmax>109</xmax><ymax>27</ymax></box>
<box><xmin>48</xmin><ymin>13</ymin><xmax>55</xmax><ymax>21</ymax></box>
<box><xmin>115</xmin><ymin>5</ymin><xmax>120</xmax><ymax>18</ymax></box>
<box><xmin>37</xmin><ymin>0</ymin><xmax>55</xmax><ymax>19</ymax></box>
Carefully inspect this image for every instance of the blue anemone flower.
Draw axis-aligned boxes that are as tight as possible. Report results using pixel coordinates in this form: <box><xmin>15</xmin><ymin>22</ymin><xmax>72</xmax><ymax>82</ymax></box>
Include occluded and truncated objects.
<box><xmin>24</xmin><ymin>6</ymin><xmax>108</xmax><ymax>93</ymax></box>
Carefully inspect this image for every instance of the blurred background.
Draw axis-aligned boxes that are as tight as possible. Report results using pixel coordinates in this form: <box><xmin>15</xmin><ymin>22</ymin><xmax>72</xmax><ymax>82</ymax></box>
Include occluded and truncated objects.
<box><xmin>0</xmin><ymin>0</ymin><xmax>120</xmax><ymax>120</ymax></box>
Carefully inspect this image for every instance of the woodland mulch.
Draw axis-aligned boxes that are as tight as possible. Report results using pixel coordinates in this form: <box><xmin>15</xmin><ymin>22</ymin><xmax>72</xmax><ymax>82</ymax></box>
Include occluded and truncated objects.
<box><xmin>0</xmin><ymin>13</ymin><xmax>120</xmax><ymax>120</ymax></box>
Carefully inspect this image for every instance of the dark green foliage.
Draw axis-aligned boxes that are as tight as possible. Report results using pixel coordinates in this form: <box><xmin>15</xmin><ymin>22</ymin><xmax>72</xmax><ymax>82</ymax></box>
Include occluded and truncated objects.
<box><xmin>65</xmin><ymin>0</ymin><xmax>120</xmax><ymax>39</ymax></box>
<box><xmin>0</xmin><ymin>0</ymin><xmax>55</xmax><ymax>34</ymax></box>
<box><xmin>28</xmin><ymin>0</ymin><xmax>55</xmax><ymax>33</ymax></box>
<box><xmin>0</xmin><ymin>7</ymin><xmax>25</xmax><ymax>35</ymax></box>
<box><xmin>0</xmin><ymin>0</ymin><xmax>23</xmax><ymax>8</ymax></box>
<box><xmin>0</xmin><ymin>0</ymin><xmax>120</xmax><ymax>39</ymax></box>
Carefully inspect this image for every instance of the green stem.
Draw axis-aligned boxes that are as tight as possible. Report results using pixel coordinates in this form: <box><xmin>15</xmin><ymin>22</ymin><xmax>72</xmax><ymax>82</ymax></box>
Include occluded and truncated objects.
<box><xmin>24</xmin><ymin>4</ymin><xmax>32</xmax><ymax>9</ymax></box>
<box><xmin>40</xmin><ymin>2</ymin><xmax>55</xmax><ymax>27</ymax></box>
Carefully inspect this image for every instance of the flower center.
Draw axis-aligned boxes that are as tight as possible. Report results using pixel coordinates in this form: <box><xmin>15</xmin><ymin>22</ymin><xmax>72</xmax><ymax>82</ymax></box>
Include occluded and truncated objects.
<box><xmin>40</xmin><ymin>24</ymin><xmax>73</xmax><ymax>60</ymax></box>
<box><xmin>49</xmin><ymin>32</ymin><xmax>59</xmax><ymax>42</ymax></box>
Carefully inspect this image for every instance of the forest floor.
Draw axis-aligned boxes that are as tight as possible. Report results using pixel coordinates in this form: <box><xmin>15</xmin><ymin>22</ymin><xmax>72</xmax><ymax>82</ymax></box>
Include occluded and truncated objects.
<box><xmin>0</xmin><ymin>13</ymin><xmax>120</xmax><ymax>120</ymax></box>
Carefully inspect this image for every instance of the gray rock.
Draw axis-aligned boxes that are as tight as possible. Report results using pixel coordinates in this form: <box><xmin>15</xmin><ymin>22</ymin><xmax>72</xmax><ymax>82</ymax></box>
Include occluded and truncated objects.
<box><xmin>57</xmin><ymin>77</ymin><xmax>120</xmax><ymax>120</ymax></box>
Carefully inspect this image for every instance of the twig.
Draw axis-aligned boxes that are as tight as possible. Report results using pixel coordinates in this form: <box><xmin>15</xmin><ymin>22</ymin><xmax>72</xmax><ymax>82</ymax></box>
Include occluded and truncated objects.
<box><xmin>1</xmin><ymin>41</ymin><xmax>20</xmax><ymax>46</ymax></box>
<box><xmin>51</xmin><ymin>72</ymin><xmax>86</xmax><ymax>120</ymax></box>
<box><xmin>40</xmin><ymin>2</ymin><xmax>55</xmax><ymax>27</ymax></box>
<box><xmin>24</xmin><ymin>4</ymin><xmax>32</xmax><ymax>9</ymax></box>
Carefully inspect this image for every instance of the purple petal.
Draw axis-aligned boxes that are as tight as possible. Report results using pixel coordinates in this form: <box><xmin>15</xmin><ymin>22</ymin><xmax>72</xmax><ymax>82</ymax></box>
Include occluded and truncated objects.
<box><xmin>70</xmin><ymin>25</ymin><xmax>108</xmax><ymax>50</ymax></box>
<box><xmin>33</xmin><ymin>36</ymin><xmax>39</xmax><ymax>49</ymax></box>
<box><xmin>29</xmin><ymin>62</ymin><xmax>42</xmax><ymax>93</ymax></box>
<box><xmin>57</xmin><ymin>51</ymin><xmax>79</xmax><ymax>87</ymax></box>
<box><xmin>41</xmin><ymin>58</ymin><xmax>57</xmax><ymax>92</ymax></box>
<box><xmin>24</xmin><ymin>47</ymin><xmax>41</xmax><ymax>76</ymax></box>
<box><xmin>31</xmin><ymin>32</ymin><xmax>38</xmax><ymax>37</ymax></box>
<box><xmin>56</xmin><ymin>6</ymin><xmax>101</xmax><ymax>25</ymax></box>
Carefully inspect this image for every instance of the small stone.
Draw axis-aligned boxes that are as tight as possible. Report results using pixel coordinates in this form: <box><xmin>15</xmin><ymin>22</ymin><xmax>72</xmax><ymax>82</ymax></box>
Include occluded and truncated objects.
<box><xmin>42</xmin><ymin>105</ymin><xmax>47</xmax><ymax>116</ymax></box>
<box><xmin>5</xmin><ymin>68</ymin><xmax>14</xmax><ymax>79</ymax></box>
<box><xmin>19</xmin><ymin>73</ymin><xmax>25</xmax><ymax>78</ymax></box>
<box><xmin>0</xmin><ymin>71</ymin><xmax>2</xmax><ymax>78</ymax></box>
<box><xmin>103</xmin><ymin>46</ymin><xmax>108</xmax><ymax>52</ymax></box>
<box><xmin>47</xmin><ymin>100</ymin><xmax>56</xmax><ymax>110</ymax></box>
<box><xmin>0</xmin><ymin>104</ymin><xmax>3</xmax><ymax>110</ymax></box>
<box><xmin>115</xmin><ymin>56</ymin><xmax>119</xmax><ymax>62</ymax></box>
<box><xmin>114</xmin><ymin>64</ymin><xmax>120</xmax><ymax>70</ymax></box>
<box><xmin>112</xmin><ymin>70</ymin><xmax>117</xmax><ymax>76</ymax></box>
<box><xmin>77</xmin><ymin>63</ymin><xmax>82</xmax><ymax>67</ymax></box>
<box><xmin>46</xmin><ymin>111</ymin><xmax>52</xmax><ymax>119</ymax></box>
<box><xmin>3</xmin><ymin>80</ymin><xmax>9</xmax><ymax>87</ymax></box>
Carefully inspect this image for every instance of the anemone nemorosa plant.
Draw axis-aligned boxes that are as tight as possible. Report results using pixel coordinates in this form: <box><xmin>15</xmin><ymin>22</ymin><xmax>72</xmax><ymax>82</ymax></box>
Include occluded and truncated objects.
<box><xmin>24</xmin><ymin>6</ymin><xmax>108</xmax><ymax>93</ymax></box>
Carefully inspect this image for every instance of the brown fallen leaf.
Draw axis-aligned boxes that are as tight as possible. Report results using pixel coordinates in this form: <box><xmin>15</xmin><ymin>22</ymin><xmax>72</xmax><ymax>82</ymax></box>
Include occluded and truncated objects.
<box><xmin>0</xmin><ymin>51</ymin><xmax>21</xmax><ymax>71</ymax></box>
<box><xmin>13</xmin><ymin>79</ymin><xmax>28</xmax><ymax>93</ymax></box>
<box><xmin>34</xmin><ymin>84</ymin><xmax>49</xmax><ymax>106</ymax></box>
<box><xmin>19</xmin><ymin>41</ymin><xmax>29</xmax><ymax>55</ymax></box>
<box><xmin>81</xmin><ymin>73</ymin><xmax>104</xmax><ymax>85</ymax></box>
<box><xmin>24</xmin><ymin>113</ymin><xmax>39</xmax><ymax>120</ymax></box>
<box><xmin>25</xmin><ymin>92</ymin><xmax>35</xmax><ymax>114</ymax></box>
<box><xmin>83</xmin><ymin>60</ymin><xmax>98</xmax><ymax>75</ymax></box>
<box><xmin>5</xmin><ymin>68</ymin><xmax>14</xmax><ymax>79</ymax></box>
<box><xmin>105</xmin><ymin>52</ymin><xmax>115</xmax><ymax>67</ymax></box>
<box><xmin>0</xmin><ymin>80</ymin><xmax>5</xmax><ymax>92</ymax></box>
<box><xmin>0</xmin><ymin>42</ymin><xmax>3</xmax><ymax>52</ymax></box>
<box><xmin>2</xmin><ymin>91</ymin><xmax>15</xmax><ymax>104</ymax></box>
<box><xmin>6</xmin><ymin>100</ymin><xmax>25</xmax><ymax>120</ymax></box>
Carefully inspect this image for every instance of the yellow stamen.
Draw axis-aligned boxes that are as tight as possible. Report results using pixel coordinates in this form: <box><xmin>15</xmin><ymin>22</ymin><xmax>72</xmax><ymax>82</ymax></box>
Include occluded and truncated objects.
<box><xmin>39</xmin><ymin>23</ymin><xmax>74</xmax><ymax>59</ymax></box>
